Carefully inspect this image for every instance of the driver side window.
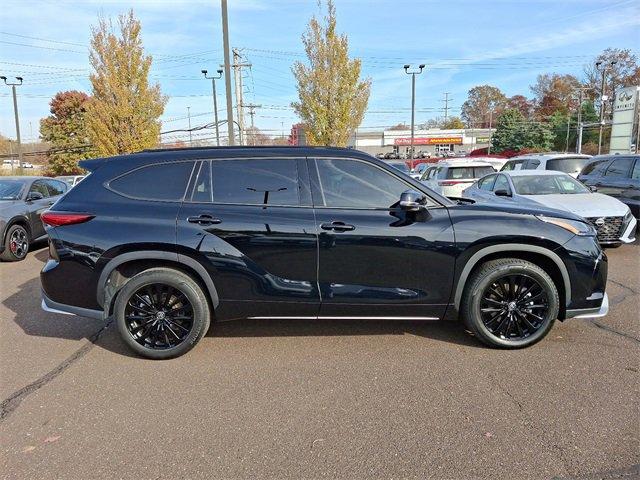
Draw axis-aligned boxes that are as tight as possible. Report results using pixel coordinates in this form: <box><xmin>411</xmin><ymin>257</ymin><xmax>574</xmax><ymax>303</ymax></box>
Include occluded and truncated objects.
<box><xmin>29</xmin><ymin>180</ymin><xmax>50</xmax><ymax>198</ymax></box>
<box><xmin>492</xmin><ymin>175</ymin><xmax>511</xmax><ymax>194</ymax></box>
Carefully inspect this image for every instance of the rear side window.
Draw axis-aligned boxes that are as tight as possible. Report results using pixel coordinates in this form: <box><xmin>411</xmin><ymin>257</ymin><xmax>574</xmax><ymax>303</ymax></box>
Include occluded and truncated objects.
<box><xmin>474</xmin><ymin>166</ymin><xmax>495</xmax><ymax>177</ymax></box>
<box><xmin>502</xmin><ymin>160</ymin><xmax>524</xmax><ymax>171</ymax></box>
<box><xmin>110</xmin><ymin>161</ymin><xmax>194</xmax><ymax>201</ymax></box>
<box><xmin>604</xmin><ymin>158</ymin><xmax>634</xmax><ymax>178</ymax></box>
<box><xmin>527</xmin><ymin>159</ymin><xmax>541</xmax><ymax>169</ymax></box>
<box><xmin>546</xmin><ymin>157</ymin><xmax>591</xmax><ymax>175</ymax></box>
<box><xmin>212</xmin><ymin>159</ymin><xmax>299</xmax><ymax>206</ymax></box>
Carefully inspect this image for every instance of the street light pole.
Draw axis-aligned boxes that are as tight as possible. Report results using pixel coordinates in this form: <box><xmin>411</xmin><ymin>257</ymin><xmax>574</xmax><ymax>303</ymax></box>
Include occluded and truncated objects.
<box><xmin>187</xmin><ymin>106</ymin><xmax>192</xmax><ymax>145</ymax></box>
<box><xmin>596</xmin><ymin>60</ymin><xmax>617</xmax><ymax>155</ymax></box>
<box><xmin>201</xmin><ymin>69</ymin><xmax>223</xmax><ymax>146</ymax></box>
<box><xmin>1</xmin><ymin>76</ymin><xmax>23</xmax><ymax>171</ymax></box>
<box><xmin>404</xmin><ymin>64</ymin><xmax>425</xmax><ymax>169</ymax></box>
<box><xmin>221</xmin><ymin>0</ymin><xmax>235</xmax><ymax>145</ymax></box>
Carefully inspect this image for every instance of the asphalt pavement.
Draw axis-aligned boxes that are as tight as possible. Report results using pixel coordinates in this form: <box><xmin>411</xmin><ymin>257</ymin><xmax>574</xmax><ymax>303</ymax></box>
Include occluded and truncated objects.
<box><xmin>1</xmin><ymin>240</ymin><xmax>638</xmax><ymax>479</ymax></box>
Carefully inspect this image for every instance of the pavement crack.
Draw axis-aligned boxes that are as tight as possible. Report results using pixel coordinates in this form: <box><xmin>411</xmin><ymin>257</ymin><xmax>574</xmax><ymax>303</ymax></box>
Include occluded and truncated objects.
<box><xmin>588</xmin><ymin>320</ymin><xmax>640</xmax><ymax>344</ymax></box>
<box><xmin>0</xmin><ymin>319</ymin><xmax>113</xmax><ymax>423</ymax></box>
<box><xmin>608</xmin><ymin>278</ymin><xmax>639</xmax><ymax>295</ymax></box>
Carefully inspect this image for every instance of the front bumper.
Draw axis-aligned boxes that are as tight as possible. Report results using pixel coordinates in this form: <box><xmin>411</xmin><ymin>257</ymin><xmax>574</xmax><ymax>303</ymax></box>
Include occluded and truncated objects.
<box><xmin>619</xmin><ymin>216</ymin><xmax>637</xmax><ymax>244</ymax></box>
<box><xmin>565</xmin><ymin>293</ymin><xmax>609</xmax><ymax>319</ymax></box>
<box><xmin>41</xmin><ymin>289</ymin><xmax>104</xmax><ymax>320</ymax></box>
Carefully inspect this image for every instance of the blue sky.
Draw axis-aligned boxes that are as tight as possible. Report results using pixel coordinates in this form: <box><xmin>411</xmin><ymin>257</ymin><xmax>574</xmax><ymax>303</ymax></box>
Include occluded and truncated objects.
<box><xmin>0</xmin><ymin>0</ymin><xmax>638</xmax><ymax>144</ymax></box>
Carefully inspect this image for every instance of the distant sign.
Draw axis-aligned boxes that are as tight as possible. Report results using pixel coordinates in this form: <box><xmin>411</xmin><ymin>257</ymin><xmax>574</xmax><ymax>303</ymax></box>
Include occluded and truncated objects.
<box><xmin>475</xmin><ymin>137</ymin><xmax>490</xmax><ymax>143</ymax></box>
<box><xmin>394</xmin><ymin>136</ymin><xmax>463</xmax><ymax>146</ymax></box>
<box><xmin>610</xmin><ymin>86</ymin><xmax>639</xmax><ymax>154</ymax></box>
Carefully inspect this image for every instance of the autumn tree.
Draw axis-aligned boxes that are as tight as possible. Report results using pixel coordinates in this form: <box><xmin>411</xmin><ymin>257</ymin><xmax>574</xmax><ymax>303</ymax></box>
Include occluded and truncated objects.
<box><xmin>530</xmin><ymin>73</ymin><xmax>581</xmax><ymax>118</ymax></box>
<box><xmin>291</xmin><ymin>0</ymin><xmax>371</xmax><ymax>146</ymax></box>
<box><xmin>441</xmin><ymin>117</ymin><xmax>465</xmax><ymax>129</ymax></box>
<box><xmin>39</xmin><ymin>91</ymin><xmax>94</xmax><ymax>174</ymax></box>
<box><xmin>506</xmin><ymin>95</ymin><xmax>533</xmax><ymax>118</ymax></box>
<box><xmin>86</xmin><ymin>10</ymin><xmax>167</xmax><ymax>156</ymax></box>
<box><xmin>461</xmin><ymin>85</ymin><xmax>507</xmax><ymax>128</ymax></box>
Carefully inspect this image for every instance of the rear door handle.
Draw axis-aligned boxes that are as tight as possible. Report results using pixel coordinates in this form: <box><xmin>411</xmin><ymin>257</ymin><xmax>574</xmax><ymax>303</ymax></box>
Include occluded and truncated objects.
<box><xmin>320</xmin><ymin>221</ymin><xmax>355</xmax><ymax>232</ymax></box>
<box><xmin>187</xmin><ymin>214</ymin><xmax>221</xmax><ymax>226</ymax></box>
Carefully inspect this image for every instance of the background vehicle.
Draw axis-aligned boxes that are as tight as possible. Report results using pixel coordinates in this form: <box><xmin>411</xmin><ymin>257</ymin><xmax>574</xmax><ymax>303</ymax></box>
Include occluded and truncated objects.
<box><xmin>57</xmin><ymin>175</ymin><xmax>86</xmax><ymax>187</ymax></box>
<box><xmin>421</xmin><ymin>159</ymin><xmax>495</xmax><ymax>197</ymax></box>
<box><xmin>501</xmin><ymin>153</ymin><xmax>592</xmax><ymax>177</ymax></box>
<box><xmin>578</xmin><ymin>154</ymin><xmax>640</xmax><ymax>220</ymax></box>
<box><xmin>0</xmin><ymin>176</ymin><xmax>68</xmax><ymax>261</ymax></box>
<box><xmin>471</xmin><ymin>156</ymin><xmax>508</xmax><ymax>171</ymax></box>
<box><xmin>463</xmin><ymin>170</ymin><xmax>636</xmax><ymax>247</ymax></box>
<box><xmin>41</xmin><ymin>147</ymin><xmax>607</xmax><ymax>359</ymax></box>
<box><xmin>386</xmin><ymin>160</ymin><xmax>412</xmax><ymax>176</ymax></box>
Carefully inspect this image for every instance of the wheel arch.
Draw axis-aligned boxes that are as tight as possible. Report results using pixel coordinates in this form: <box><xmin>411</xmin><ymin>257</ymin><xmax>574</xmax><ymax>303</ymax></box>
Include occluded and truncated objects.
<box><xmin>454</xmin><ymin>244</ymin><xmax>571</xmax><ymax>314</ymax></box>
<box><xmin>3</xmin><ymin>216</ymin><xmax>31</xmax><ymax>244</ymax></box>
<box><xmin>97</xmin><ymin>250</ymin><xmax>219</xmax><ymax>316</ymax></box>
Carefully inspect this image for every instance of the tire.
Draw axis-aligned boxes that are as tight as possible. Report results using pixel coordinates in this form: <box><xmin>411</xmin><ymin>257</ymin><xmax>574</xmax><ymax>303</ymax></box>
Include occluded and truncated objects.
<box><xmin>114</xmin><ymin>268</ymin><xmax>211</xmax><ymax>359</ymax></box>
<box><xmin>461</xmin><ymin>258</ymin><xmax>559</xmax><ymax>349</ymax></box>
<box><xmin>1</xmin><ymin>224</ymin><xmax>30</xmax><ymax>262</ymax></box>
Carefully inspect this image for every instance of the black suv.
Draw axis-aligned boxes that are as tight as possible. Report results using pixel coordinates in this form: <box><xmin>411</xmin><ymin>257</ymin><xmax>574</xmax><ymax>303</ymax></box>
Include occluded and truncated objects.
<box><xmin>578</xmin><ymin>154</ymin><xmax>640</xmax><ymax>220</ymax></box>
<box><xmin>41</xmin><ymin>147</ymin><xmax>608</xmax><ymax>359</ymax></box>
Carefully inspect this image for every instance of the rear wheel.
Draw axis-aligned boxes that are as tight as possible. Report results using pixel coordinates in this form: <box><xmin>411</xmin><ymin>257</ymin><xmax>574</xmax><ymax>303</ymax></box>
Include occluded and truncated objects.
<box><xmin>461</xmin><ymin>258</ymin><xmax>559</xmax><ymax>348</ymax></box>
<box><xmin>1</xmin><ymin>224</ymin><xmax>29</xmax><ymax>262</ymax></box>
<box><xmin>114</xmin><ymin>268</ymin><xmax>211</xmax><ymax>359</ymax></box>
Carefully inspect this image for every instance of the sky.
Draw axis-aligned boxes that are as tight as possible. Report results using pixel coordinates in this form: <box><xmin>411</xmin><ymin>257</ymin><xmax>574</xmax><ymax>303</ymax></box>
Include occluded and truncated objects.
<box><xmin>0</xmin><ymin>0</ymin><xmax>638</xmax><ymax>145</ymax></box>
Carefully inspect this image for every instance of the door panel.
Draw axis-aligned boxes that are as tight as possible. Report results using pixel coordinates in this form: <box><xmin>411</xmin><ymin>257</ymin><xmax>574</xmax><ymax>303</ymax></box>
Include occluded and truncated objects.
<box><xmin>309</xmin><ymin>157</ymin><xmax>456</xmax><ymax>319</ymax></box>
<box><xmin>177</xmin><ymin>159</ymin><xmax>319</xmax><ymax>321</ymax></box>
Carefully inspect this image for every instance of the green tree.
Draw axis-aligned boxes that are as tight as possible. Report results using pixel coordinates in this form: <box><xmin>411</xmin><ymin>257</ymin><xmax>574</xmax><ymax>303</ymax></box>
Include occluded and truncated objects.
<box><xmin>86</xmin><ymin>10</ymin><xmax>167</xmax><ymax>156</ymax></box>
<box><xmin>461</xmin><ymin>85</ymin><xmax>507</xmax><ymax>128</ymax></box>
<box><xmin>39</xmin><ymin>91</ymin><xmax>94</xmax><ymax>174</ymax></box>
<box><xmin>491</xmin><ymin>108</ymin><xmax>553</xmax><ymax>153</ymax></box>
<box><xmin>291</xmin><ymin>0</ymin><xmax>371</xmax><ymax>146</ymax></box>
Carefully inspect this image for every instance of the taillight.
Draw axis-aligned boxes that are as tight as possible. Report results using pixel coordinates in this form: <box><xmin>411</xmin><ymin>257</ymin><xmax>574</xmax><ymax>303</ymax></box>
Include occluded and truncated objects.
<box><xmin>41</xmin><ymin>212</ymin><xmax>94</xmax><ymax>227</ymax></box>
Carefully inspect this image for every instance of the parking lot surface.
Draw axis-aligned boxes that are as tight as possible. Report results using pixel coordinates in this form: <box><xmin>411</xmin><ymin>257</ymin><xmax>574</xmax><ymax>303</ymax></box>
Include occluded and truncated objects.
<box><xmin>1</xmin><ymin>241</ymin><xmax>638</xmax><ymax>479</ymax></box>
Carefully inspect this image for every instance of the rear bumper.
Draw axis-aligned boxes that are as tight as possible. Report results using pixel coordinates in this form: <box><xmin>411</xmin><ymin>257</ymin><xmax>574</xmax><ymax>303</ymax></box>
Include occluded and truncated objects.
<box><xmin>41</xmin><ymin>289</ymin><xmax>104</xmax><ymax>320</ymax></box>
<box><xmin>565</xmin><ymin>292</ymin><xmax>609</xmax><ymax>319</ymax></box>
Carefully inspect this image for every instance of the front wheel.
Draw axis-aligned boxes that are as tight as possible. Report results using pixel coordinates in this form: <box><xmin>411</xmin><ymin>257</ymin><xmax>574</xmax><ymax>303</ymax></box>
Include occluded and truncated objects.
<box><xmin>114</xmin><ymin>268</ymin><xmax>211</xmax><ymax>359</ymax></box>
<box><xmin>1</xmin><ymin>224</ymin><xmax>30</xmax><ymax>262</ymax></box>
<box><xmin>461</xmin><ymin>258</ymin><xmax>559</xmax><ymax>348</ymax></box>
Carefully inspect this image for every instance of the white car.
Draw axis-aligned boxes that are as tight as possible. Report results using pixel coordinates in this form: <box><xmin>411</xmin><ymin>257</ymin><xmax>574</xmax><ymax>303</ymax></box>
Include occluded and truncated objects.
<box><xmin>501</xmin><ymin>153</ymin><xmax>592</xmax><ymax>178</ymax></box>
<box><xmin>463</xmin><ymin>170</ymin><xmax>636</xmax><ymax>247</ymax></box>
<box><xmin>57</xmin><ymin>175</ymin><xmax>86</xmax><ymax>187</ymax></box>
<box><xmin>471</xmin><ymin>156</ymin><xmax>508</xmax><ymax>171</ymax></box>
<box><xmin>419</xmin><ymin>159</ymin><xmax>495</xmax><ymax>198</ymax></box>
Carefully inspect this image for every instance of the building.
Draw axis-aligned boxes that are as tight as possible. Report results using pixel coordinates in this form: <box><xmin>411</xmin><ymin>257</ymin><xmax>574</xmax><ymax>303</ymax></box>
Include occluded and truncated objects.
<box><xmin>348</xmin><ymin>127</ymin><xmax>495</xmax><ymax>157</ymax></box>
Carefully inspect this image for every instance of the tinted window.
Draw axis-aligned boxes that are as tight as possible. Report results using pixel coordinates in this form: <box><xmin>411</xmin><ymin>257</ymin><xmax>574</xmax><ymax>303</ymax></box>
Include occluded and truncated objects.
<box><xmin>546</xmin><ymin>157</ymin><xmax>591</xmax><ymax>174</ymax></box>
<box><xmin>632</xmin><ymin>160</ymin><xmax>640</xmax><ymax>180</ymax></box>
<box><xmin>212</xmin><ymin>159</ymin><xmax>299</xmax><ymax>205</ymax></box>
<box><xmin>45</xmin><ymin>180</ymin><xmax>67</xmax><ymax>196</ymax></box>
<box><xmin>191</xmin><ymin>162</ymin><xmax>212</xmax><ymax>203</ymax></box>
<box><xmin>581</xmin><ymin>159</ymin><xmax>608</xmax><ymax>176</ymax></box>
<box><xmin>501</xmin><ymin>160</ymin><xmax>525</xmax><ymax>171</ymax></box>
<box><xmin>604</xmin><ymin>158</ymin><xmax>634</xmax><ymax>178</ymax></box>
<box><xmin>30</xmin><ymin>180</ymin><xmax>50</xmax><ymax>198</ymax></box>
<box><xmin>474</xmin><ymin>166</ymin><xmax>495</xmax><ymax>177</ymax></box>
<box><xmin>478</xmin><ymin>174</ymin><xmax>496</xmax><ymax>191</ymax></box>
<box><xmin>447</xmin><ymin>167</ymin><xmax>474</xmax><ymax>179</ymax></box>
<box><xmin>527</xmin><ymin>159</ymin><xmax>540</xmax><ymax>169</ymax></box>
<box><xmin>493</xmin><ymin>175</ymin><xmax>511</xmax><ymax>193</ymax></box>
<box><xmin>316</xmin><ymin>158</ymin><xmax>410</xmax><ymax>209</ymax></box>
<box><xmin>110</xmin><ymin>162</ymin><xmax>194</xmax><ymax>201</ymax></box>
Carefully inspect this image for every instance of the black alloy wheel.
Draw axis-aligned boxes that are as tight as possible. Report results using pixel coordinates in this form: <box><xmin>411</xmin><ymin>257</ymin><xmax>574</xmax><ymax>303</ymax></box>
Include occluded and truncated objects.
<box><xmin>479</xmin><ymin>274</ymin><xmax>548</xmax><ymax>340</ymax></box>
<box><xmin>1</xmin><ymin>224</ymin><xmax>29</xmax><ymax>261</ymax></box>
<box><xmin>124</xmin><ymin>284</ymin><xmax>195</xmax><ymax>350</ymax></box>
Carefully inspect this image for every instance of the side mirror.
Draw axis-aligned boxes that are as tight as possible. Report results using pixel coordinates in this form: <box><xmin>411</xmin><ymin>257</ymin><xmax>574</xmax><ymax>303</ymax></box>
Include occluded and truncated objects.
<box><xmin>589</xmin><ymin>185</ymin><xmax>598</xmax><ymax>192</ymax></box>
<box><xmin>27</xmin><ymin>191</ymin><xmax>44</xmax><ymax>201</ymax></box>
<box><xmin>494</xmin><ymin>189</ymin><xmax>511</xmax><ymax>197</ymax></box>
<box><xmin>399</xmin><ymin>190</ymin><xmax>427</xmax><ymax>211</ymax></box>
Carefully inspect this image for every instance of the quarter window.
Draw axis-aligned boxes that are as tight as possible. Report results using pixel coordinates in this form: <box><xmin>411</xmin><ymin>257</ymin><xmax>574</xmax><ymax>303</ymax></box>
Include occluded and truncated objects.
<box><xmin>110</xmin><ymin>162</ymin><xmax>194</xmax><ymax>201</ymax></box>
<box><xmin>604</xmin><ymin>158</ymin><xmax>634</xmax><ymax>178</ymax></box>
<box><xmin>315</xmin><ymin>158</ymin><xmax>410</xmax><ymax>209</ymax></box>
<box><xmin>211</xmin><ymin>159</ymin><xmax>300</xmax><ymax>206</ymax></box>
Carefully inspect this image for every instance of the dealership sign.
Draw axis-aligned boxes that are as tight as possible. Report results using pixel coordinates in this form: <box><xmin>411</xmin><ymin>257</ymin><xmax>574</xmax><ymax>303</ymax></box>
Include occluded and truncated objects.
<box><xmin>394</xmin><ymin>136</ymin><xmax>463</xmax><ymax>146</ymax></box>
<box><xmin>610</xmin><ymin>86</ymin><xmax>639</xmax><ymax>154</ymax></box>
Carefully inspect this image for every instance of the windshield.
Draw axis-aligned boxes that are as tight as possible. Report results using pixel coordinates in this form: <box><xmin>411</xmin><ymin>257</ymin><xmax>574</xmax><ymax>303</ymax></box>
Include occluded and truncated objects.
<box><xmin>0</xmin><ymin>180</ymin><xmax>26</xmax><ymax>200</ymax></box>
<box><xmin>546</xmin><ymin>157</ymin><xmax>591</xmax><ymax>174</ymax></box>
<box><xmin>511</xmin><ymin>175</ymin><xmax>590</xmax><ymax>195</ymax></box>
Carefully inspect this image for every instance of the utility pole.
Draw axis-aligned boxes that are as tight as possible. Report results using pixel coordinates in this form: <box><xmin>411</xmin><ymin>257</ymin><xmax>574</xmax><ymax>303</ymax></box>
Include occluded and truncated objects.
<box><xmin>487</xmin><ymin>110</ymin><xmax>493</xmax><ymax>155</ymax></box>
<box><xmin>243</xmin><ymin>103</ymin><xmax>261</xmax><ymax>145</ymax></box>
<box><xmin>1</xmin><ymin>76</ymin><xmax>23</xmax><ymax>171</ymax></box>
<box><xmin>404</xmin><ymin>64</ymin><xmax>425</xmax><ymax>169</ymax></box>
<box><xmin>596</xmin><ymin>60</ymin><xmax>617</xmax><ymax>155</ymax></box>
<box><xmin>227</xmin><ymin>48</ymin><xmax>251</xmax><ymax>146</ymax></box>
<box><xmin>576</xmin><ymin>89</ymin><xmax>584</xmax><ymax>153</ymax></box>
<box><xmin>442</xmin><ymin>92</ymin><xmax>451</xmax><ymax>124</ymax></box>
<box><xmin>221</xmin><ymin>0</ymin><xmax>235</xmax><ymax>145</ymax></box>
<box><xmin>186</xmin><ymin>107</ymin><xmax>193</xmax><ymax>145</ymax></box>
<box><xmin>201</xmin><ymin>68</ymin><xmax>223</xmax><ymax>146</ymax></box>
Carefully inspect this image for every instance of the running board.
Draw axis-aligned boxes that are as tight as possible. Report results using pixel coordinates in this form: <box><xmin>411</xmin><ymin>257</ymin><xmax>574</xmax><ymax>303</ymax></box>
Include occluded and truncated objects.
<box><xmin>248</xmin><ymin>316</ymin><xmax>440</xmax><ymax>321</ymax></box>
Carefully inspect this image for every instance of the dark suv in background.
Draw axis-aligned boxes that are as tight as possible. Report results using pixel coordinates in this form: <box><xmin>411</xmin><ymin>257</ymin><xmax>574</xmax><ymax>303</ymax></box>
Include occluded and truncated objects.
<box><xmin>41</xmin><ymin>147</ymin><xmax>608</xmax><ymax>359</ymax></box>
<box><xmin>578</xmin><ymin>154</ymin><xmax>640</xmax><ymax>220</ymax></box>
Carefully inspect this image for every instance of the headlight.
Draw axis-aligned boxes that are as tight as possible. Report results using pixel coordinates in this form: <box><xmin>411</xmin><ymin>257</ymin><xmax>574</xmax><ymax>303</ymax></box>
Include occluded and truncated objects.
<box><xmin>536</xmin><ymin>215</ymin><xmax>596</xmax><ymax>236</ymax></box>
<box><xmin>623</xmin><ymin>209</ymin><xmax>633</xmax><ymax>226</ymax></box>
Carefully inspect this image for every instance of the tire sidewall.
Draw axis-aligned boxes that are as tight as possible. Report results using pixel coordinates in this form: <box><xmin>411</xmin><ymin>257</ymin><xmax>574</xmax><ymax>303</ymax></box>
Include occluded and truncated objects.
<box><xmin>114</xmin><ymin>270</ymin><xmax>209</xmax><ymax>359</ymax></box>
<box><xmin>469</xmin><ymin>264</ymin><xmax>558</xmax><ymax>348</ymax></box>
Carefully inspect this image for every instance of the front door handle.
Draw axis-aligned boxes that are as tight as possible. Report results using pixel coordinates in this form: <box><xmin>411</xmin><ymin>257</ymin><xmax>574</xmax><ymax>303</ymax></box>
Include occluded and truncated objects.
<box><xmin>187</xmin><ymin>214</ymin><xmax>221</xmax><ymax>226</ymax></box>
<box><xmin>320</xmin><ymin>221</ymin><xmax>355</xmax><ymax>232</ymax></box>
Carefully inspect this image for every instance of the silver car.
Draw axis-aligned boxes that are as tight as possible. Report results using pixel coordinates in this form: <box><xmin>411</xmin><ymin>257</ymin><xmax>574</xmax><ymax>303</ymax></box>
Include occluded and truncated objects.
<box><xmin>463</xmin><ymin>170</ymin><xmax>636</xmax><ymax>247</ymax></box>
